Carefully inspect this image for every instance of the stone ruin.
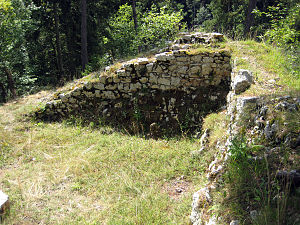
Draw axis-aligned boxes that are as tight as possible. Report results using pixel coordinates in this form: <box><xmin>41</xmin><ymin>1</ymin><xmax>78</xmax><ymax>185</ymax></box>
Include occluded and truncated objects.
<box><xmin>35</xmin><ymin>33</ymin><xmax>232</xmax><ymax>134</ymax></box>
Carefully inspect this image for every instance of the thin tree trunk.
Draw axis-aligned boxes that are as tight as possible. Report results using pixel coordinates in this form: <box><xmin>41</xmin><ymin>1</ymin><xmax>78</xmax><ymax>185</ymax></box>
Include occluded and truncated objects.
<box><xmin>132</xmin><ymin>0</ymin><xmax>138</xmax><ymax>33</ymax></box>
<box><xmin>4</xmin><ymin>67</ymin><xmax>17</xmax><ymax>99</ymax></box>
<box><xmin>81</xmin><ymin>0</ymin><xmax>88</xmax><ymax>71</ymax></box>
<box><xmin>54</xmin><ymin>2</ymin><xmax>64</xmax><ymax>82</ymax></box>
<box><xmin>0</xmin><ymin>82</ymin><xmax>7</xmax><ymax>103</ymax></box>
<box><xmin>245</xmin><ymin>0</ymin><xmax>257</xmax><ymax>36</ymax></box>
<box><xmin>131</xmin><ymin>0</ymin><xmax>141</xmax><ymax>53</ymax></box>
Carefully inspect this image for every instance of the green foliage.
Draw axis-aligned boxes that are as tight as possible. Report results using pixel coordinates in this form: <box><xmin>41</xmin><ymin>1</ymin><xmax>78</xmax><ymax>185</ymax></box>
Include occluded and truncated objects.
<box><xmin>106</xmin><ymin>4</ymin><xmax>137</xmax><ymax>58</ymax></box>
<box><xmin>202</xmin><ymin>0</ymin><xmax>247</xmax><ymax>39</ymax></box>
<box><xmin>105</xmin><ymin>4</ymin><xmax>184</xmax><ymax>59</ymax></box>
<box><xmin>139</xmin><ymin>5</ymin><xmax>183</xmax><ymax>50</ymax></box>
<box><xmin>254</xmin><ymin>3</ymin><xmax>300</xmax><ymax>50</ymax></box>
<box><xmin>0</xmin><ymin>0</ymin><xmax>37</xmax><ymax>97</ymax></box>
<box><xmin>225</xmin><ymin>137</ymin><xmax>296</xmax><ymax>224</ymax></box>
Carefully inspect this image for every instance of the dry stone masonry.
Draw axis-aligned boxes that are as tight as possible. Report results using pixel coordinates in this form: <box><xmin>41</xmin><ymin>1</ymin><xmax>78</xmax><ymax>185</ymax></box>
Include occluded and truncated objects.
<box><xmin>35</xmin><ymin>33</ymin><xmax>232</xmax><ymax>134</ymax></box>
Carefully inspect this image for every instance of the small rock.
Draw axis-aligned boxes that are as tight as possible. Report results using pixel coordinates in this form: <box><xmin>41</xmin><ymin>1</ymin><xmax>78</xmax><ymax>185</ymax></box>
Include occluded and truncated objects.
<box><xmin>275</xmin><ymin>101</ymin><xmax>289</xmax><ymax>111</ymax></box>
<box><xmin>137</xmin><ymin>58</ymin><xmax>149</xmax><ymax>65</ymax></box>
<box><xmin>200</xmin><ymin>129</ymin><xmax>210</xmax><ymax>146</ymax></box>
<box><xmin>171</xmin><ymin>44</ymin><xmax>181</xmax><ymax>50</ymax></box>
<box><xmin>259</xmin><ymin>106</ymin><xmax>268</xmax><ymax>117</ymax></box>
<box><xmin>206</xmin><ymin>215</ymin><xmax>217</xmax><ymax>225</ymax></box>
<box><xmin>232</xmin><ymin>69</ymin><xmax>253</xmax><ymax>94</ymax></box>
<box><xmin>276</xmin><ymin>170</ymin><xmax>300</xmax><ymax>191</ymax></box>
<box><xmin>264</xmin><ymin>121</ymin><xmax>278</xmax><ymax>140</ymax></box>
<box><xmin>288</xmin><ymin>103</ymin><xmax>298</xmax><ymax>112</ymax></box>
<box><xmin>230</xmin><ymin>220</ymin><xmax>239</xmax><ymax>225</ymax></box>
<box><xmin>0</xmin><ymin>190</ymin><xmax>9</xmax><ymax>219</ymax></box>
<box><xmin>268</xmin><ymin>79</ymin><xmax>276</xmax><ymax>84</ymax></box>
<box><xmin>175</xmin><ymin>188</ymin><xmax>183</xmax><ymax>193</ymax></box>
<box><xmin>250</xmin><ymin>210</ymin><xmax>258</xmax><ymax>220</ymax></box>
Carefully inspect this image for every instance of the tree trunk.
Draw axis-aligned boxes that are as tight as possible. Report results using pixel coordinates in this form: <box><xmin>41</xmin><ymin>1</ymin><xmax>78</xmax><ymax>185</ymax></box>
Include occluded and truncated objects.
<box><xmin>53</xmin><ymin>2</ymin><xmax>64</xmax><ymax>82</ymax></box>
<box><xmin>131</xmin><ymin>0</ymin><xmax>141</xmax><ymax>53</ymax></box>
<box><xmin>81</xmin><ymin>0</ymin><xmax>88</xmax><ymax>71</ymax></box>
<box><xmin>245</xmin><ymin>0</ymin><xmax>257</xmax><ymax>36</ymax></box>
<box><xmin>132</xmin><ymin>0</ymin><xmax>138</xmax><ymax>33</ymax></box>
<box><xmin>0</xmin><ymin>82</ymin><xmax>7</xmax><ymax>103</ymax></box>
<box><xmin>4</xmin><ymin>67</ymin><xmax>17</xmax><ymax>99</ymax></box>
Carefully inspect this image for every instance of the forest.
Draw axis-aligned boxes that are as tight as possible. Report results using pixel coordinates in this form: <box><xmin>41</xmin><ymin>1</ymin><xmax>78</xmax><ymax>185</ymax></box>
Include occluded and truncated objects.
<box><xmin>0</xmin><ymin>0</ymin><xmax>299</xmax><ymax>102</ymax></box>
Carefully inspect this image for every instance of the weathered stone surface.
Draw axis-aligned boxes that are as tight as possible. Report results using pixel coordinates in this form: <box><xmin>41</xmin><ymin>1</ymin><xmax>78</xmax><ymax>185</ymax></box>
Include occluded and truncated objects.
<box><xmin>202</xmin><ymin>64</ymin><xmax>213</xmax><ymax>75</ymax></box>
<box><xmin>155</xmin><ymin>52</ymin><xmax>174</xmax><ymax>61</ymax></box>
<box><xmin>230</xmin><ymin>220</ymin><xmax>240</xmax><ymax>225</ymax></box>
<box><xmin>171</xmin><ymin>77</ymin><xmax>181</xmax><ymax>86</ymax></box>
<box><xmin>232</xmin><ymin>69</ymin><xmax>253</xmax><ymax>94</ymax></box>
<box><xmin>0</xmin><ymin>191</ymin><xmax>9</xmax><ymax>219</ymax></box>
<box><xmin>190</xmin><ymin>187</ymin><xmax>212</xmax><ymax>225</ymax></box>
<box><xmin>137</xmin><ymin>57</ymin><xmax>149</xmax><ymax>65</ymax></box>
<box><xmin>158</xmin><ymin>78</ymin><xmax>171</xmax><ymax>86</ymax></box>
<box><xmin>35</xmin><ymin>35</ymin><xmax>232</xmax><ymax>135</ymax></box>
<box><xmin>94</xmin><ymin>82</ymin><xmax>105</xmax><ymax>90</ymax></box>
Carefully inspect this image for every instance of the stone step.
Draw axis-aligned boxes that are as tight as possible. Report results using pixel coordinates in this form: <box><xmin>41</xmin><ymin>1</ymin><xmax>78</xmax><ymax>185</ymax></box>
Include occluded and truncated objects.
<box><xmin>0</xmin><ymin>190</ymin><xmax>9</xmax><ymax>220</ymax></box>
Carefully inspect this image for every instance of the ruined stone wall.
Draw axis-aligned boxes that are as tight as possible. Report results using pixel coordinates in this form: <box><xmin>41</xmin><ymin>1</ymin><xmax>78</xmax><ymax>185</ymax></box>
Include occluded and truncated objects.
<box><xmin>35</xmin><ymin>40</ymin><xmax>232</xmax><ymax>134</ymax></box>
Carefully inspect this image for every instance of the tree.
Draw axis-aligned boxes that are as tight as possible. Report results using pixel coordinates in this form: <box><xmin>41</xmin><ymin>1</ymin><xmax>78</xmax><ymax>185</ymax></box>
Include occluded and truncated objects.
<box><xmin>81</xmin><ymin>0</ymin><xmax>88</xmax><ymax>71</ymax></box>
<box><xmin>53</xmin><ymin>1</ymin><xmax>64</xmax><ymax>81</ymax></box>
<box><xmin>245</xmin><ymin>0</ymin><xmax>257</xmax><ymax>36</ymax></box>
<box><xmin>0</xmin><ymin>0</ymin><xmax>35</xmax><ymax>101</ymax></box>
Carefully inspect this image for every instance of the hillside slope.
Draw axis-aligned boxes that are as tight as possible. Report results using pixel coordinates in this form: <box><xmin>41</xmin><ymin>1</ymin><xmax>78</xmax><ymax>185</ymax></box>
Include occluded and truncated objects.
<box><xmin>0</xmin><ymin>39</ymin><xmax>299</xmax><ymax>224</ymax></box>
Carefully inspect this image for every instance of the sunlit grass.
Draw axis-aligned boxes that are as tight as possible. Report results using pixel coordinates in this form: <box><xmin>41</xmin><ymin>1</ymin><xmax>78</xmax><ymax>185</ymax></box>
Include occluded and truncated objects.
<box><xmin>0</xmin><ymin>92</ymin><xmax>205</xmax><ymax>224</ymax></box>
<box><xmin>228</xmin><ymin>40</ymin><xmax>300</xmax><ymax>93</ymax></box>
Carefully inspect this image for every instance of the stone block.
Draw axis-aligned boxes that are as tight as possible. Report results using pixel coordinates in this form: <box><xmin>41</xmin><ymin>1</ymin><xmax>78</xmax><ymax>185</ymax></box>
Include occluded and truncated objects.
<box><xmin>106</xmin><ymin>84</ymin><xmax>117</xmax><ymax>90</ymax></box>
<box><xmin>158</xmin><ymin>78</ymin><xmax>171</xmax><ymax>86</ymax></box>
<box><xmin>202</xmin><ymin>64</ymin><xmax>213</xmax><ymax>75</ymax></box>
<box><xmin>146</xmin><ymin>63</ymin><xmax>154</xmax><ymax>72</ymax></box>
<box><xmin>190</xmin><ymin>66</ymin><xmax>201</xmax><ymax>74</ymax></box>
<box><xmin>99</xmin><ymin>76</ymin><xmax>107</xmax><ymax>84</ymax></box>
<box><xmin>95</xmin><ymin>90</ymin><xmax>101</xmax><ymax>98</ymax></box>
<box><xmin>155</xmin><ymin>52</ymin><xmax>175</xmax><ymax>61</ymax></box>
<box><xmin>177</xmin><ymin>66</ymin><xmax>188</xmax><ymax>74</ymax></box>
<box><xmin>149</xmin><ymin>73</ymin><xmax>158</xmax><ymax>84</ymax></box>
<box><xmin>203</xmin><ymin>57</ymin><xmax>214</xmax><ymax>63</ymax></box>
<box><xmin>140</xmin><ymin>77</ymin><xmax>148</xmax><ymax>83</ymax></box>
<box><xmin>85</xmin><ymin>82</ymin><xmax>93</xmax><ymax>90</ymax></box>
<box><xmin>232</xmin><ymin>69</ymin><xmax>253</xmax><ymax>94</ymax></box>
<box><xmin>94</xmin><ymin>83</ymin><xmax>105</xmax><ymax>90</ymax></box>
<box><xmin>176</xmin><ymin>56</ymin><xmax>189</xmax><ymax>62</ymax></box>
<box><xmin>0</xmin><ymin>191</ymin><xmax>9</xmax><ymax>219</ymax></box>
<box><xmin>191</xmin><ymin>55</ymin><xmax>203</xmax><ymax>62</ymax></box>
<box><xmin>171</xmin><ymin>77</ymin><xmax>181</xmax><ymax>86</ymax></box>
<box><xmin>137</xmin><ymin>58</ymin><xmax>149</xmax><ymax>65</ymax></box>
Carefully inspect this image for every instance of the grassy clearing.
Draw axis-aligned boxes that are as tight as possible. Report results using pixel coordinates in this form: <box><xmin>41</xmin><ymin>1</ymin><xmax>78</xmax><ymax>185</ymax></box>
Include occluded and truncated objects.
<box><xmin>0</xmin><ymin>92</ymin><xmax>206</xmax><ymax>224</ymax></box>
<box><xmin>1</xmin><ymin>39</ymin><xmax>299</xmax><ymax>224</ymax></box>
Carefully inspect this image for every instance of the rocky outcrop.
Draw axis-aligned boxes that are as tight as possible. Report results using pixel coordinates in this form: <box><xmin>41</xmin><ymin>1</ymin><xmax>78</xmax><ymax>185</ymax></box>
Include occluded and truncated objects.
<box><xmin>35</xmin><ymin>33</ymin><xmax>232</xmax><ymax>134</ymax></box>
<box><xmin>190</xmin><ymin>92</ymin><xmax>300</xmax><ymax>224</ymax></box>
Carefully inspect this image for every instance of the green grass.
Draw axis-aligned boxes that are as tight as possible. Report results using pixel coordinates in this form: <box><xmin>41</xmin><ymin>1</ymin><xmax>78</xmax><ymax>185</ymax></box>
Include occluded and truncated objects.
<box><xmin>228</xmin><ymin>40</ymin><xmax>300</xmax><ymax>94</ymax></box>
<box><xmin>1</xmin><ymin>39</ymin><xmax>300</xmax><ymax>224</ymax></box>
<box><xmin>0</xmin><ymin>92</ymin><xmax>206</xmax><ymax>224</ymax></box>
